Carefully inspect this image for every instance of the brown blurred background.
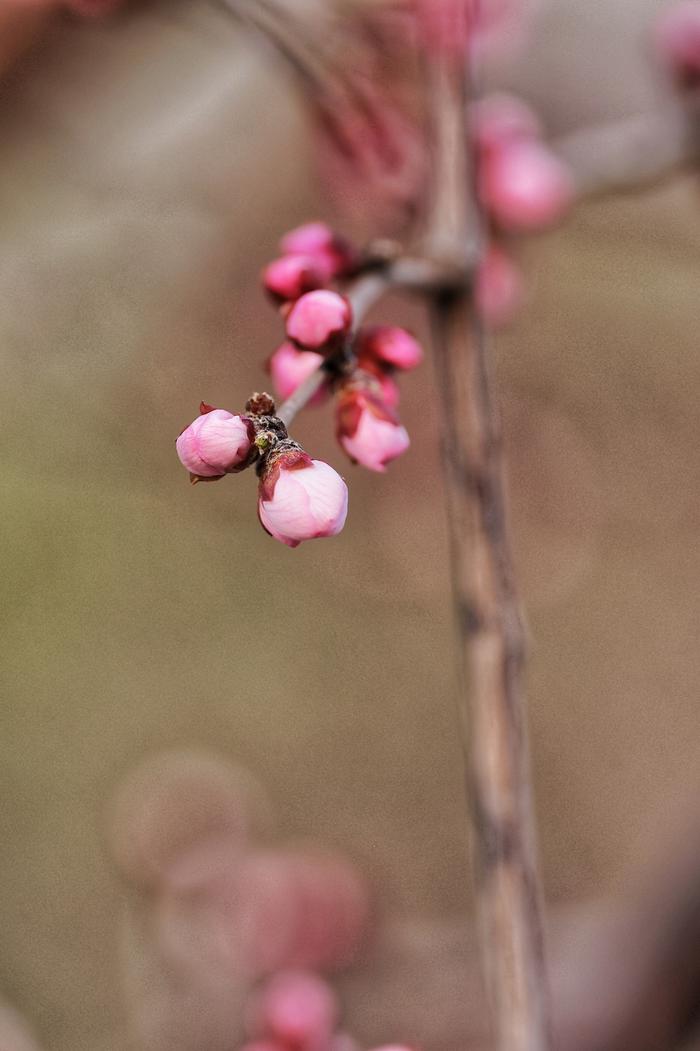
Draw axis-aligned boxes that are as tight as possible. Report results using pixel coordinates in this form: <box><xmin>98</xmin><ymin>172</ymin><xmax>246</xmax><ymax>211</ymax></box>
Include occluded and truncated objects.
<box><xmin>0</xmin><ymin>1</ymin><xmax>699</xmax><ymax>1049</ymax></box>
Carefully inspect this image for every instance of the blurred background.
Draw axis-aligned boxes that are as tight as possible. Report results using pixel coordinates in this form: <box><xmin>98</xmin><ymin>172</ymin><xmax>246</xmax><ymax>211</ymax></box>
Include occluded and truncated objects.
<box><xmin>0</xmin><ymin>1</ymin><xmax>699</xmax><ymax>1050</ymax></box>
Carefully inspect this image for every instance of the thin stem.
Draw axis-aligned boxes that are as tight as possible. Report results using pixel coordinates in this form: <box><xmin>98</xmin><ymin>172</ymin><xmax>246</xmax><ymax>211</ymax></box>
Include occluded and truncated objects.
<box><xmin>424</xmin><ymin>41</ymin><xmax>551</xmax><ymax>1051</ymax></box>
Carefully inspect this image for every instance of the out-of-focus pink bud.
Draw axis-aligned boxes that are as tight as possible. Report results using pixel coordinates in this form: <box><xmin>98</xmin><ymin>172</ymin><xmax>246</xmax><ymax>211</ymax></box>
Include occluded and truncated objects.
<box><xmin>337</xmin><ymin>389</ymin><xmax>410</xmax><ymax>473</ymax></box>
<box><xmin>415</xmin><ymin>0</ymin><xmax>528</xmax><ymax>59</ymax></box>
<box><xmin>280</xmin><ymin>222</ymin><xmax>359</xmax><ymax>278</ymax></box>
<box><xmin>176</xmin><ymin>405</ymin><xmax>254</xmax><ymax>480</ymax></box>
<box><xmin>356</xmin><ymin>325</ymin><xmax>423</xmax><ymax>371</ymax></box>
<box><xmin>472</xmin><ymin>92</ymin><xmax>542</xmax><ymax>153</ymax></box>
<box><xmin>267</xmin><ymin>343</ymin><xmax>329</xmax><ymax>408</ymax></box>
<box><xmin>245</xmin><ymin>970</ymin><xmax>339</xmax><ymax>1050</ymax></box>
<box><xmin>286</xmin><ymin>290</ymin><xmax>353</xmax><ymax>352</ymax></box>
<box><xmin>258</xmin><ymin>452</ymin><xmax>348</xmax><ymax>548</ymax></box>
<box><xmin>480</xmin><ymin>139</ymin><xmax>574</xmax><ymax>232</ymax></box>
<box><xmin>654</xmin><ymin>0</ymin><xmax>700</xmax><ymax>88</ymax></box>
<box><xmin>474</xmin><ymin>245</ymin><xmax>524</xmax><ymax>327</ymax></box>
<box><xmin>262</xmin><ymin>255</ymin><xmax>331</xmax><ymax>303</ymax></box>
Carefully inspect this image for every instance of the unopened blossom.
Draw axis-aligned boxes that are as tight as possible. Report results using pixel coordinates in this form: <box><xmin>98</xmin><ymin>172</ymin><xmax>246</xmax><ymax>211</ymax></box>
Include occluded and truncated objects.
<box><xmin>654</xmin><ymin>0</ymin><xmax>700</xmax><ymax>87</ymax></box>
<box><xmin>336</xmin><ymin>388</ymin><xmax>409</xmax><ymax>473</ymax></box>
<box><xmin>267</xmin><ymin>343</ymin><xmax>328</xmax><ymax>406</ymax></box>
<box><xmin>472</xmin><ymin>92</ymin><xmax>541</xmax><ymax>153</ymax></box>
<box><xmin>480</xmin><ymin>138</ymin><xmax>574</xmax><ymax>232</ymax></box>
<box><xmin>176</xmin><ymin>405</ymin><xmax>253</xmax><ymax>480</ymax></box>
<box><xmin>245</xmin><ymin>970</ymin><xmax>339</xmax><ymax>1050</ymax></box>
<box><xmin>286</xmin><ymin>290</ymin><xmax>353</xmax><ymax>351</ymax></box>
<box><xmin>280</xmin><ymin>222</ymin><xmax>358</xmax><ymax>278</ymax></box>
<box><xmin>262</xmin><ymin>255</ymin><xmax>330</xmax><ymax>303</ymax></box>
<box><xmin>356</xmin><ymin>325</ymin><xmax>423</xmax><ymax>371</ymax></box>
<box><xmin>415</xmin><ymin>0</ymin><xmax>529</xmax><ymax>58</ymax></box>
<box><xmin>474</xmin><ymin>245</ymin><xmax>524</xmax><ymax>327</ymax></box>
<box><xmin>258</xmin><ymin>451</ymin><xmax>348</xmax><ymax>548</ymax></box>
<box><xmin>355</xmin><ymin>359</ymin><xmax>401</xmax><ymax>410</ymax></box>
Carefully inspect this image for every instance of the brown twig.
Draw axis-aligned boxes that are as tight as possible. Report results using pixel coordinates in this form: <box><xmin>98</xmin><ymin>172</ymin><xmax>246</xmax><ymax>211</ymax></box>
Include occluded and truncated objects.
<box><xmin>422</xmin><ymin>41</ymin><xmax>551</xmax><ymax>1051</ymax></box>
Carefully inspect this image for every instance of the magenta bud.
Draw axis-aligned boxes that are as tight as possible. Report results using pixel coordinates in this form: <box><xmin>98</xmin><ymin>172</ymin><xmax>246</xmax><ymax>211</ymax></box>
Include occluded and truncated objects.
<box><xmin>356</xmin><ymin>325</ymin><xmax>423</xmax><ymax>371</ymax></box>
<box><xmin>176</xmin><ymin>407</ymin><xmax>253</xmax><ymax>479</ymax></box>
<box><xmin>336</xmin><ymin>389</ymin><xmax>409</xmax><ymax>473</ymax></box>
<box><xmin>474</xmin><ymin>246</ymin><xmax>524</xmax><ymax>327</ymax></box>
<box><xmin>267</xmin><ymin>342</ymin><xmax>328</xmax><ymax>407</ymax></box>
<box><xmin>280</xmin><ymin>221</ymin><xmax>358</xmax><ymax>277</ymax></box>
<box><xmin>472</xmin><ymin>92</ymin><xmax>542</xmax><ymax>153</ymax></box>
<box><xmin>285</xmin><ymin>290</ymin><xmax>353</xmax><ymax>351</ymax></box>
<box><xmin>654</xmin><ymin>0</ymin><xmax>700</xmax><ymax>87</ymax></box>
<box><xmin>480</xmin><ymin>139</ymin><xmax>574</xmax><ymax>232</ymax></box>
<box><xmin>245</xmin><ymin>970</ymin><xmax>339</xmax><ymax>1050</ymax></box>
<box><xmin>262</xmin><ymin>255</ymin><xmax>331</xmax><ymax>303</ymax></box>
<box><xmin>258</xmin><ymin>454</ymin><xmax>348</xmax><ymax>547</ymax></box>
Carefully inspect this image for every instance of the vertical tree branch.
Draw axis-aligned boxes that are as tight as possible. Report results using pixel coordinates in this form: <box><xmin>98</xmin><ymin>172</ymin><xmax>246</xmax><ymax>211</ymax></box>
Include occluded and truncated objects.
<box><xmin>424</xmin><ymin>38</ymin><xmax>551</xmax><ymax>1051</ymax></box>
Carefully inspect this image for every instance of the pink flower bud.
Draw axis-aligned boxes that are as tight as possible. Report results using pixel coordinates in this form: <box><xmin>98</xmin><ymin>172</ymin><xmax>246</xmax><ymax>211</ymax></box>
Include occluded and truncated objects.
<box><xmin>480</xmin><ymin>139</ymin><xmax>574</xmax><ymax>232</ymax></box>
<box><xmin>262</xmin><ymin>255</ymin><xmax>331</xmax><ymax>303</ymax></box>
<box><xmin>356</xmin><ymin>325</ymin><xmax>423</xmax><ymax>371</ymax></box>
<box><xmin>245</xmin><ymin>971</ymin><xmax>339</xmax><ymax>1051</ymax></box>
<box><xmin>337</xmin><ymin>390</ymin><xmax>409</xmax><ymax>473</ymax></box>
<box><xmin>472</xmin><ymin>92</ymin><xmax>542</xmax><ymax>154</ymax></box>
<box><xmin>285</xmin><ymin>290</ymin><xmax>352</xmax><ymax>352</ymax></box>
<box><xmin>267</xmin><ymin>343</ymin><xmax>329</xmax><ymax>407</ymax></box>
<box><xmin>280</xmin><ymin>222</ymin><xmax>358</xmax><ymax>278</ymax></box>
<box><xmin>353</xmin><ymin>355</ymin><xmax>402</xmax><ymax>410</ymax></box>
<box><xmin>415</xmin><ymin>0</ymin><xmax>527</xmax><ymax>58</ymax></box>
<box><xmin>258</xmin><ymin>452</ymin><xmax>348</xmax><ymax>548</ymax></box>
<box><xmin>176</xmin><ymin>405</ymin><xmax>253</xmax><ymax>480</ymax></box>
<box><xmin>654</xmin><ymin>0</ymin><xmax>700</xmax><ymax>88</ymax></box>
<box><xmin>474</xmin><ymin>246</ymin><xmax>524</xmax><ymax>327</ymax></box>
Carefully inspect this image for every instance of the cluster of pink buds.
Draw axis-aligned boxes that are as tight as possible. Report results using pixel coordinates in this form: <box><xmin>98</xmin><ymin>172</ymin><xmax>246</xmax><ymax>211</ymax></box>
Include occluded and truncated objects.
<box><xmin>240</xmin><ymin>968</ymin><xmax>410</xmax><ymax>1051</ymax></box>
<box><xmin>177</xmin><ymin>396</ymin><xmax>347</xmax><ymax>548</ymax></box>
<box><xmin>177</xmin><ymin>222</ymin><xmax>423</xmax><ymax>546</ymax></box>
<box><xmin>264</xmin><ymin>222</ymin><xmax>420</xmax><ymax>473</ymax></box>
<box><xmin>472</xmin><ymin>93</ymin><xmax>574</xmax><ymax>326</ymax></box>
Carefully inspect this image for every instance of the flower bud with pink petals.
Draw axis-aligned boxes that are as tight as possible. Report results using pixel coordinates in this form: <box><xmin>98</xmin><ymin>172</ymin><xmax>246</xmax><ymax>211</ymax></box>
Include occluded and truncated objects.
<box><xmin>262</xmin><ymin>255</ymin><xmax>331</xmax><ymax>304</ymax></box>
<box><xmin>480</xmin><ymin>139</ymin><xmax>574</xmax><ymax>232</ymax></box>
<box><xmin>356</xmin><ymin>325</ymin><xmax>423</xmax><ymax>371</ymax></box>
<box><xmin>473</xmin><ymin>92</ymin><xmax>542</xmax><ymax>154</ymax></box>
<box><xmin>475</xmin><ymin>246</ymin><xmax>524</xmax><ymax>327</ymax></box>
<box><xmin>654</xmin><ymin>0</ymin><xmax>700</xmax><ymax>88</ymax></box>
<box><xmin>258</xmin><ymin>449</ymin><xmax>348</xmax><ymax>548</ymax></box>
<box><xmin>358</xmin><ymin>362</ymin><xmax>401</xmax><ymax>410</ymax></box>
<box><xmin>286</xmin><ymin>290</ymin><xmax>353</xmax><ymax>352</ymax></box>
<box><xmin>245</xmin><ymin>970</ymin><xmax>339</xmax><ymax>1051</ymax></box>
<box><xmin>337</xmin><ymin>388</ymin><xmax>409</xmax><ymax>473</ymax></box>
<box><xmin>267</xmin><ymin>343</ymin><xmax>329</xmax><ymax>407</ymax></box>
<box><xmin>280</xmin><ymin>222</ymin><xmax>359</xmax><ymax>278</ymax></box>
<box><xmin>176</xmin><ymin>405</ymin><xmax>254</xmax><ymax>480</ymax></box>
